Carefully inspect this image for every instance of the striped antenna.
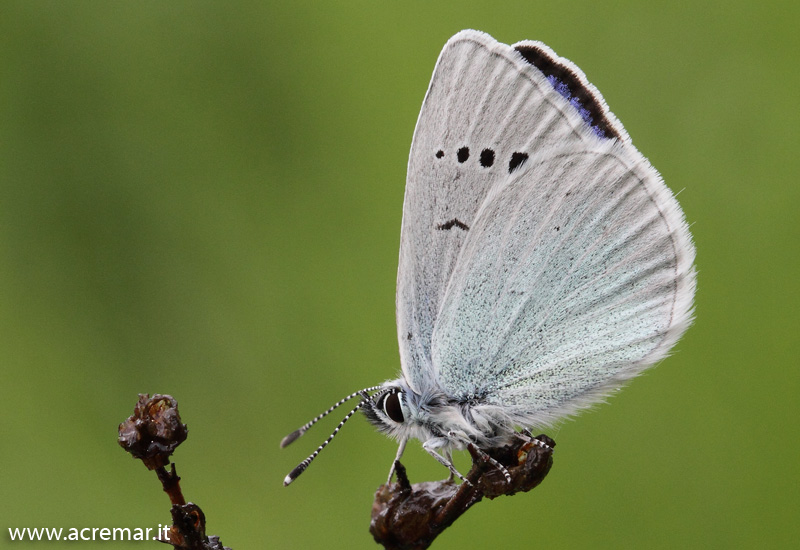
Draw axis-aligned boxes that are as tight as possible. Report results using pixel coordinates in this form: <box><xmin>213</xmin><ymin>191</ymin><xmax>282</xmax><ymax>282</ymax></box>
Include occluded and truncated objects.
<box><xmin>283</xmin><ymin>390</ymin><xmax>387</xmax><ymax>486</ymax></box>
<box><xmin>280</xmin><ymin>385</ymin><xmax>384</xmax><ymax>449</ymax></box>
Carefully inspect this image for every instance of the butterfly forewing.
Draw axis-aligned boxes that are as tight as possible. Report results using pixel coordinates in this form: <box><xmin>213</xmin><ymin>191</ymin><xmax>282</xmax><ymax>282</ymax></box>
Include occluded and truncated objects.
<box><xmin>396</xmin><ymin>30</ymin><xmax>629</xmax><ymax>392</ymax></box>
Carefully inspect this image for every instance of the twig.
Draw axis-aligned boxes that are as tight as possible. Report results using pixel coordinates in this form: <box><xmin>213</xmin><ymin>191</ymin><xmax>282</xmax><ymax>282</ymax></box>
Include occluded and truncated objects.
<box><xmin>118</xmin><ymin>394</ymin><xmax>231</xmax><ymax>550</ymax></box>
<box><xmin>370</xmin><ymin>434</ymin><xmax>555</xmax><ymax>549</ymax></box>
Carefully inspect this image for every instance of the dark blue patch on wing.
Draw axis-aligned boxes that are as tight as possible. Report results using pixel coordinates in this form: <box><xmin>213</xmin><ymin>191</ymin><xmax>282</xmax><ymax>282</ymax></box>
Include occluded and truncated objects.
<box><xmin>546</xmin><ymin>74</ymin><xmax>604</xmax><ymax>139</ymax></box>
<box><xmin>515</xmin><ymin>44</ymin><xmax>621</xmax><ymax>141</ymax></box>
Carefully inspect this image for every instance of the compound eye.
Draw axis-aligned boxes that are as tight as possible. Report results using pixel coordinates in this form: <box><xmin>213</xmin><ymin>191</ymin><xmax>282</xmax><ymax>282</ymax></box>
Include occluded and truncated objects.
<box><xmin>382</xmin><ymin>391</ymin><xmax>405</xmax><ymax>423</ymax></box>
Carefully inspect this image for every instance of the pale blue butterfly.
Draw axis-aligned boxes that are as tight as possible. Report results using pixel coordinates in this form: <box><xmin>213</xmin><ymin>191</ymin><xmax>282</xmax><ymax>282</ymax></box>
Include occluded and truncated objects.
<box><xmin>282</xmin><ymin>30</ymin><xmax>696</xmax><ymax>486</ymax></box>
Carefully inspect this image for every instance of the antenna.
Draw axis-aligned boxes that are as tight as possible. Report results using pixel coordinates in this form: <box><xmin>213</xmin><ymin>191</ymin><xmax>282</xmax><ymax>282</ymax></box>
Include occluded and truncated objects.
<box><xmin>280</xmin><ymin>385</ymin><xmax>383</xmax><ymax>448</ymax></box>
<box><xmin>283</xmin><ymin>389</ymin><xmax>388</xmax><ymax>486</ymax></box>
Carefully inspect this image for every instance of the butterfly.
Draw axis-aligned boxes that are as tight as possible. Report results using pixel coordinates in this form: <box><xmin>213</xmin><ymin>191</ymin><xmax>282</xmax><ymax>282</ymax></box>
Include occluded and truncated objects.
<box><xmin>282</xmin><ymin>29</ymin><xmax>696</xmax><ymax>486</ymax></box>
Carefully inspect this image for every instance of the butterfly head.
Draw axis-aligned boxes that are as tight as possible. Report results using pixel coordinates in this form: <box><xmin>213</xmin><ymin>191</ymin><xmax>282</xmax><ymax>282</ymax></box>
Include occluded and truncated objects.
<box><xmin>363</xmin><ymin>380</ymin><xmax>479</xmax><ymax>447</ymax></box>
<box><xmin>362</xmin><ymin>381</ymin><xmax>424</xmax><ymax>441</ymax></box>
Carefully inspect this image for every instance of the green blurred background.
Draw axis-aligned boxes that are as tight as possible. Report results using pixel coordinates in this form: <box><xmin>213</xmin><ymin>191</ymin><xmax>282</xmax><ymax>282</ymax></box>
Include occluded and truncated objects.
<box><xmin>1</xmin><ymin>1</ymin><xmax>797</xmax><ymax>548</ymax></box>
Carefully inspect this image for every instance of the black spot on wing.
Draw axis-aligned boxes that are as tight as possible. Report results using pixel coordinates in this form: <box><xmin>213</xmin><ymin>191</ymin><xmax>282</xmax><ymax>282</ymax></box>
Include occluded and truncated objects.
<box><xmin>436</xmin><ymin>219</ymin><xmax>469</xmax><ymax>231</ymax></box>
<box><xmin>480</xmin><ymin>148</ymin><xmax>495</xmax><ymax>167</ymax></box>
<box><xmin>509</xmin><ymin>152</ymin><xmax>529</xmax><ymax>173</ymax></box>
<box><xmin>457</xmin><ymin>147</ymin><xmax>470</xmax><ymax>163</ymax></box>
<box><xmin>435</xmin><ymin>150</ymin><xmax>444</xmax><ymax>158</ymax></box>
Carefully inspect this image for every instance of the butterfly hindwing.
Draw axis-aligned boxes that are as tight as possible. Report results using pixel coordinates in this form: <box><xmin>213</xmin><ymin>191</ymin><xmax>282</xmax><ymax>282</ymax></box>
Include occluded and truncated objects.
<box><xmin>430</xmin><ymin>141</ymin><xmax>696</xmax><ymax>426</ymax></box>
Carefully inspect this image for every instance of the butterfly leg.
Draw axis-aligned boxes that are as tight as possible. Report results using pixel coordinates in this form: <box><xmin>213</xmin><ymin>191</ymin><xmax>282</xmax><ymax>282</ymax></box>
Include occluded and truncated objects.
<box><xmin>444</xmin><ymin>449</ymin><xmax>455</xmax><ymax>483</ymax></box>
<box><xmin>513</xmin><ymin>430</ymin><xmax>553</xmax><ymax>451</ymax></box>
<box><xmin>447</xmin><ymin>431</ymin><xmax>512</xmax><ymax>484</ymax></box>
<box><xmin>422</xmin><ymin>437</ymin><xmax>469</xmax><ymax>484</ymax></box>
<box><xmin>387</xmin><ymin>438</ymin><xmax>408</xmax><ymax>484</ymax></box>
